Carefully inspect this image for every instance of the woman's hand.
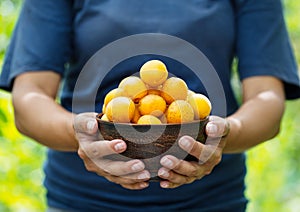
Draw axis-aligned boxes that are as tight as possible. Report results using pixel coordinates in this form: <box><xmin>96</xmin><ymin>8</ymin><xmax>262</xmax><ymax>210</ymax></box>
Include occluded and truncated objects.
<box><xmin>73</xmin><ymin>113</ymin><xmax>150</xmax><ymax>190</ymax></box>
<box><xmin>158</xmin><ymin>116</ymin><xmax>229</xmax><ymax>188</ymax></box>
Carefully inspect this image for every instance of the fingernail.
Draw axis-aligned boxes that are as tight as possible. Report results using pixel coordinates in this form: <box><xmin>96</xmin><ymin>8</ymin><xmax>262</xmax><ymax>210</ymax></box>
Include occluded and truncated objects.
<box><xmin>138</xmin><ymin>171</ymin><xmax>150</xmax><ymax>180</ymax></box>
<box><xmin>207</xmin><ymin>123</ymin><xmax>217</xmax><ymax>134</ymax></box>
<box><xmin>131</xmin><ymin>162</ymin><xmax>144</xmax><ymax>172</ymax></box>
<box><xmin>161</xmin><ymin>181</ymin><xmax>169</xmax><ymax>188</ymax></box>
<box><xmin>179</xmin><ymin>138</ymin><xmax>191</xmax><ymax>149</ymax></box>
<box><xmin>140</xmin><ymin>182</ymin><xmax>149</xmax><ymax>188</ymax></box>
<box><xmin>161</xmin><ymin>157</ymin><xmax>173</xmax><ymax>168</ymax></box>
<box><xmin>158</xmin><ymin>169</ymin><xmax>169</xmax><ymax>178</ymax></box>
<box><xmin>114</xmin><ymin>142</ymin><xmax>126</xmax><ymax>152</ymax></box>
<box><xmin>87</xmin><ymin>120</ymin><xmax>95</xmax><ymax>131</ymax></box>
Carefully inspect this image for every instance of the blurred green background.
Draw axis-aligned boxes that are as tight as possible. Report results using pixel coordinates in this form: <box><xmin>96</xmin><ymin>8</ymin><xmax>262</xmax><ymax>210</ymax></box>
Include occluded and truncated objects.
<box><xmin>0</xmin><ymin>0</ymin><xmax>299</xmax><ymax>211</ymax></box>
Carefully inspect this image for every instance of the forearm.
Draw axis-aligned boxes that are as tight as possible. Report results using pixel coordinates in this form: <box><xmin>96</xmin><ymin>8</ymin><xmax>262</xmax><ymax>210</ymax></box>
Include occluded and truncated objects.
<box><xmin>223</xmin><ymin>77</ymin><xmax>285</xmax><ymax>153</ymax></box>
<box><xmin>13</xmin><ymin>93</ymin><xmax>77</xmax><ymax>151</ymax></box>
<box><xmin>12</xmin><ymin>72</ymin><xmax>78</xmax><ymax>151</ymax></box>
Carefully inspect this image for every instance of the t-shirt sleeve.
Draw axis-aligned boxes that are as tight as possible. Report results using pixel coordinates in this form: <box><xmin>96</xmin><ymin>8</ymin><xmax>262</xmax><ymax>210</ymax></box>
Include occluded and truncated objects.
<box><xmin>234</xmin><ymin>0</ymin><xmax>300</xmax><ymax>99</ymax></box>
<box><xmin>0</xmin><ymin>0</ymin><xmax>73</xmax><ymax>92</ymax></box>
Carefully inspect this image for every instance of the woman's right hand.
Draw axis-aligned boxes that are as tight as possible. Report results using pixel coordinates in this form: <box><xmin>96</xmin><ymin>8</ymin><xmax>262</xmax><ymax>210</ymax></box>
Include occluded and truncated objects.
<box><xmin>73</xmin><ymin>113</ymin><xmax>150</xmax><ymax>190</ymax></box>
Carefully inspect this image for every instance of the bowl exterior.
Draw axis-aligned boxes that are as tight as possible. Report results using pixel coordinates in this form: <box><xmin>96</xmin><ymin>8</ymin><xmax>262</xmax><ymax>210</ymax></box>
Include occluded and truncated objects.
<box><xmin>96</xmin><ymin>114</ymin><xmax>208</xmax><ymax>181</ymax></box>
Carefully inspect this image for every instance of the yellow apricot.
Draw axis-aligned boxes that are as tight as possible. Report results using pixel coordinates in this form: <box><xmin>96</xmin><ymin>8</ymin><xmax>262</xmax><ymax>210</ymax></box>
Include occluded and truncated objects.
<box><xmin>159</xmin><ymin>114</ymin><xmax>168</xmax><ymax>124</ymax></box>
<box><xmin>138</xmin><ymin>94</ymin><xmax>167</xmax><ymax>117</ymax></box>
<box><xmin>132</xmin><ymin>106</ymin><xmax>141</xmax><ymax>124</ymax></box>
<box><xmin>140</xmin><ymin>60</ymin><xmax>168</xmax><ymax>87</ymax></box>
<box><xmin>102</xmin><ymin>104</ymin><xmax>106</xmax><ymax>114</ymax></box>
<box><xmin>187</xmin><ymin>93</ymin><xmax>212</xmax><ymax>119</ymax></box>
<box><xmin>161</xmin><ymin>77</ymin><xmax>188</xmax><ymax>104</ymax></box>
<box><xmin>186</xmin><ymin>90</ymin><xmax>196</xmax><ymax>101</ymax></box>
<box><xmin>137</xmin><ymin>115</ymin><xmax>162</xmax><ymax>125</ymax></box>
<box><xmin>104</xmin><ymin>88</ymin><xmax>125</xmax><ymax>106</ymax></box>
<box><xmin>118</xmin><ymin>76</ymin><xmax>147</xmax><ymax>102</ymax></box>
<box><xmin>147</xmin><ymin>89</ymin><xmax>161</xmax><ymax>96</ymax></box>
<box><xmin>106</xmin><ymin>97</ymin><xmax>135</xmax><ymax>123</ymax></box>
<box><xmin>100</xmin><ymin>114</ymin><xmax>109</xmax><ymax>121</ymax></box>
<box><xmin>166</xmin><ymin>100</ymin><xmax>194</xmax><ymax>123</ymax></box>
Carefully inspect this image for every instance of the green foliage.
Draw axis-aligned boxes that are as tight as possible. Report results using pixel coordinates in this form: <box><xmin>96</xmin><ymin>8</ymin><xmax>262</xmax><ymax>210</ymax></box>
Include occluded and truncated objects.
<box><xmin>245</xmin><ymin>1</ymin><xmax>300</xmax><ymax>211</ymax></box>
<box><xmin>246</xmin><ymin>100</ymin><xmax>300</xmax><ymax>212</ymax></box>
<box><xmin>0</xmin><ymin>0</ymin><xmax>20</xmax><ymax>64</ymax></box>
<box><xmin>0</xmin><ymin>1</ymin><xmax>46</xmax><ymax>211</ymax></box>
<box><xmin>283</xmin><ymin>0</ymin><xmax>300</xmax><ymax>65</ymax></box>
<box><xmin>0</xmin><ymin>1</ymin><xmax>299</xmax><ymax>211</ymax></box>
<box><xmin>0</xmin><ymin>94</ymin><xmax>46</xmax><ymax>212</ymax></box>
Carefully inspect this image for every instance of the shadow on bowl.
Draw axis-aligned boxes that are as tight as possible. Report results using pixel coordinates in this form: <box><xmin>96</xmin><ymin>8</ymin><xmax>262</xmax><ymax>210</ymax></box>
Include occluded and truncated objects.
<box><xmin>96</xmin><ymin>113</ymin><xmax>208</xmax><ymax>181</ymax></box>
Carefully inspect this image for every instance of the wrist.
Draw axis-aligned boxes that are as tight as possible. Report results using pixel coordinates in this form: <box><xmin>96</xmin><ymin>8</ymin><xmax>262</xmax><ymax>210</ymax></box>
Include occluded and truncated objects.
<box><xmin>222</xmin><ymin>117</ymin><xmax>242</xmax><ymax>153</ymax></box>
<box><xmin>222</xmin><ymin>119</ymin><xmax>231</xmax><ymax>138</ymax></box>
<box><xmin>66</xmin><ymin>113</ymin><xmax>79</xmax><ymax>151</ymax></box>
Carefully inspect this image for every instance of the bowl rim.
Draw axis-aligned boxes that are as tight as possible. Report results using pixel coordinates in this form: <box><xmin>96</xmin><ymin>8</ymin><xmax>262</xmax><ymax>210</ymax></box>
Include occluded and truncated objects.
<box><xmin>96</xmin><ymin>113</ymin><xmax>209</xmax><ymax>127</ymax></box>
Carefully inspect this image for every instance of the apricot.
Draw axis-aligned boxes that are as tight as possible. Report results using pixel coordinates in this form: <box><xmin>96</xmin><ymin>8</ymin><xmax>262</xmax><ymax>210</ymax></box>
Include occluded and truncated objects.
<box><xmin>106</xmin><ymin>97</ymin><xmax>135</xmax><ymax>123</ymax></box>
<box><xmin>138</xmin><ymin>94</ymin><xmax>167</xmax><ymax>117</ymax></box>
<box><xmin>166</xmin><ymin>100</ymin><xmax>194</xmax><ymax>123</ymax></box>
<box><xmin>186</xmin><ymin>90</ymin><xmax>196</xmax><ymax>101</ymax></box>
<box><xmin>104</xmin><ymin>88</ymin><xmax>125</xmax><ymax>106</ymax></box>
<box><xmin>132</xmin><ymin>106</ymin><xmax>141</xmax><ymax>124</ymax></box>
<box><xmin>137</xmin><ymin>115</ymin><xmax>162</xmax><ymax>125</ymax></box>
<box><xmin>159</xmin><ymin>114</ymin><xmax>168</xmax><ymax>124</ymax></box>
<box><xmin>187</xmin><ymin>93</ymin><xmax>212</xmax><ymax>119</ymax></box>
<box><xmin>100</xmin><ymin>114</ymin><xmax>109</xmax><ymax>121</ymax></box>
<box><xmin>118</xmin><ymin>76</ymin><xmax>147</xmax><ymax>102</ymax></box>
<box><xmin>161</xmin><ymin>77</ymin><xmax>188</xmax><ymax>104</ymax></box>
<box><xmin>140</xmin><ymin>60</ymin><xmax>168</xmax><ymax>87</ymax></box>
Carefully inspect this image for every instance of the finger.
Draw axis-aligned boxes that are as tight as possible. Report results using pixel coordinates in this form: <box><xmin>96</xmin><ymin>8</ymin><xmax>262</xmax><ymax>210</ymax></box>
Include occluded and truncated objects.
<box><xmin>160</xmin><ymin>155</ymin><xmax>204</xmax><ymax>177</ymax></box>
<box><xmin>96</xmin><ymin>159</ymin><xmax>146</xmax><ymax>176</ymax></box>
<box><xmin>79</xmin><ymin>153</ymin><xmax>150</xmax><ymax>189</ymax></box>
<box><xmin>178</xmin><ymin>135</ymin><xmax>203</xmax><ymax>158</ymax></box>
<box><xmin>198</xmin><ymin>145</ymin><xmax>222</xmax><ymax>164</ymax></box>
<box><xmin>160</xmin><ymin>180</ymin><xmax>183</xmax><ymax>189</ymax></box>
<box><xmin>120</xmin><ymin>182</ymin><xmax>149</xmax><ymax>190</ymax></box>
<box><xmin>80</xmin><ymin>139</ymin><xmax>127</xmax><ymax>159</ymax></box>
<box><xmin>158</xmin><ymin>167</ymin><xmax>197</xmax><ymax>185</ymax></box>
<box><xmin>73</xmin><ymin>113</ymin><xmax>98</xmax><ymax>135</ymax></box>
<box><xmin>80</xmin><ymin>150</ymin><xmax>147</xmax><ymax>177</ymax></box>
<box><xmin>107</xmin><ymin>170</ymin><xmax>151</xmax><ymax>184</ymax></box>
<box><xmin>206</xmin><ymin>116</ymin><xmax>230</xmax><ymax>138</ymax></box>
<box><xmin>122</xmin><ymin>170</ymin><xmax>151</xmax><ymax>182</ymax></box>
<box><xmin>178</xmin><ymin>136</ymin><xmax>222</xmax><ymax>164</ymax></box>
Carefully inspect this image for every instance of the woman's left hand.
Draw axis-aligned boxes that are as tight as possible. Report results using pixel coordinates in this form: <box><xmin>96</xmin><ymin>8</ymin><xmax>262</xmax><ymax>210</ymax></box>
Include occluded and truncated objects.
<box><xmin>158</xmin><ymin>116</ymin><xmax>230</xmax><ymax>188</ymax></box>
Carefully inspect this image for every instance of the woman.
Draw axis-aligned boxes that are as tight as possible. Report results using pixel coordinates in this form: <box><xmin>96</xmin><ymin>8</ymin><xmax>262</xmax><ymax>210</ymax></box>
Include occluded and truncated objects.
<box><xmin>1</xmin><ymin>0</ymin><xmax>299</xmax><ymax>211</ymax></box>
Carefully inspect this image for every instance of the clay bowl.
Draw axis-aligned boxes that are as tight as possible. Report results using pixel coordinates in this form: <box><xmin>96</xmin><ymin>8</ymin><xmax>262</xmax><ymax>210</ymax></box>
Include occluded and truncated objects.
<box><xmin>96</xmin><ymin>113</ymin><xmax>208</xmax><ymax>181</ymax></box>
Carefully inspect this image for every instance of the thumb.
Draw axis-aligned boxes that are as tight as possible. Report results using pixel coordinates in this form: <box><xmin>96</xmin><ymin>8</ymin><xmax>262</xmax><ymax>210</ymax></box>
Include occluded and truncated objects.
<box><xmin>73</xmin><ymin>113</ymin><xmax>98</xmax><ymax>134</ymax></box>
<box><xmin>205</xmin><ymin>117</ymin><xmax>230</xmax><ymax>138</ymax></box>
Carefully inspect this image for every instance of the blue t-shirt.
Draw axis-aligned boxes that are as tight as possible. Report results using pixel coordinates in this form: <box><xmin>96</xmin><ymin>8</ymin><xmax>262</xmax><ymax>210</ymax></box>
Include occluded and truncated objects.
<box><xmin>1</xmin><ymin>0</ymin><xmax>299</xmax><ymax>211</ymax></box>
